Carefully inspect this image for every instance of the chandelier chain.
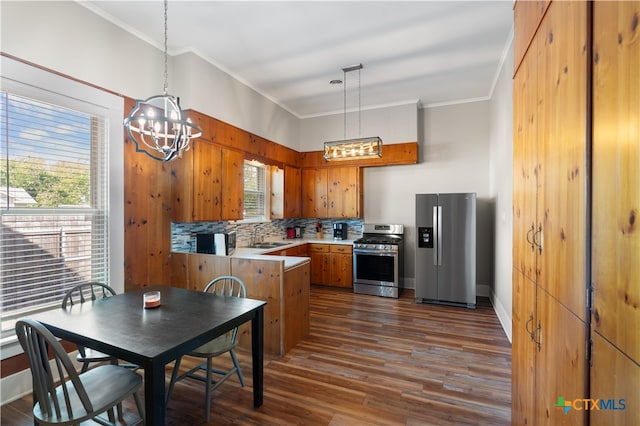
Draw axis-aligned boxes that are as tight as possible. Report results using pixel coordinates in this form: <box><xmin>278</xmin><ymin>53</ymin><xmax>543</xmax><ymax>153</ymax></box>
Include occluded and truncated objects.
<box><xmin>343</xmin><ymin>69</ymin><xmax>347</xmax><ymax>139</ymax></box>
<box><xmin>163</xmin><ymin>0</ymin><xmax>169</xmax><ymax>95</ymax></box>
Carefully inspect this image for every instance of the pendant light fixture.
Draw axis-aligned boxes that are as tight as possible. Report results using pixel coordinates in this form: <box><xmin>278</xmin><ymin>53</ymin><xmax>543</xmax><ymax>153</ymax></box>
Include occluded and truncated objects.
<box><xmin>123</xmin><ymin>0</ymin><xmax>202</xmax><ymax>162</ymax></box>
<box><xmin>324</xmin><ymin>64</ymin><xmax>382</xmax><ymax>161</ymax></box>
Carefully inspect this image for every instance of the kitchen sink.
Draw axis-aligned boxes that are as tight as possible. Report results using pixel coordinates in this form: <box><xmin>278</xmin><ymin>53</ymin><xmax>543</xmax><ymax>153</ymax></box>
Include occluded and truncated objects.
<box><xmin>251</xmin><ymin>241</ymin><xmax>290</xmax><ymax>249</ymax></box>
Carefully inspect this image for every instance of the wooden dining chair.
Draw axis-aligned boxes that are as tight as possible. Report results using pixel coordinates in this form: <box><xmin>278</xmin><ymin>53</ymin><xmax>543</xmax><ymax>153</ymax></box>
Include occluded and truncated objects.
<box><xmin>165</xmin><ymin>275</ymin><xmax>247</xmax><ymax>422</ymax></box>
<box><xmin>15</xmin><ymin>318</ymin><xmax>145</xmax><ymax>426</ymax></box>
<box><xmin>61</xmin><ymin>283</ymin><xmax>117</xmax><ymax>373</ymax></box>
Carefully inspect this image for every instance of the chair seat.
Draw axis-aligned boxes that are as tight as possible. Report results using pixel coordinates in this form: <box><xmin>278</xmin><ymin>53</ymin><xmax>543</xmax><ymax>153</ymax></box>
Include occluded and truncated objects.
<box><xmin>33</xmin><ymin>365</ymin><xmax>142</xmax><ymax>424</ymax></box>
<box><xmin>190</xmin><ymin>334</ymin><xmax>235</xmax><ymax>357</ymax></box>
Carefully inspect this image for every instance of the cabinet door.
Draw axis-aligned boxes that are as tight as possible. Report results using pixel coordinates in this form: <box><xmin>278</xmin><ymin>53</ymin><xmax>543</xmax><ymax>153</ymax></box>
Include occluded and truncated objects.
<box><xmin>329</xmin><ymin>245</ymin><xmax>353</xmax><ymax>288</ymax></box>
<box><xmin>512</xmin><ymin>36</ymin><xmax>539</xmax><ymax>282</ymax></box>
<box><xmin>590</xmin><ymin>333</ymin><xmax>639</xmax><ymax>426</ymax></box>
<box><xmin>591</xmin><ymin>0</ymin><xmax>640</xmax><ymax>367</ymax></box>
<box><xmin>514</xmin><ymin>0</ymin><xmax>551</xmax><ymax>71</ymax></box>
<box><xmin>221</xmin><ymin>148</ymin><xmax>244</xmax><ymax>220</ymax></box>
<box><xmin>536</xmin><ymin>0</ymin><xmax>588</xmax><ymax>319</ymax></box>
<box><xmin>309</xmin><ymin>244</ymin><xmax>330</xmax><ymax>284</ymax></box>
<box><xmin>302</xmin><ymin>168</ymin><xmax>328</xmax><ymax>218</ymax></box>
<box><xmin>535</xmin><ymin>287</ymin><xmax>587</xmax><ymax>426</ymax></box>
<box><xmin>192</xmin><ymin>141</ymin><xmax>222</xmax><ymax>221</ymax></box>
<box><xmin>284</xmin><ymin>166</ymin><xmax>302</xmax><ymax>218</ymax></box>
<box><xmin>511</xmin><ymin>270</ymin><xmax>537</xmax><ymax>426</ymax></box>
<box><xmin>170</xmin><ymin>145</ymin><xmax>194</xmax><ymax>222</ymax></box>
<box><xmin>328</xmin><ymin>167</ymin><xmax>362</xmax><ymax>218</ymax></box>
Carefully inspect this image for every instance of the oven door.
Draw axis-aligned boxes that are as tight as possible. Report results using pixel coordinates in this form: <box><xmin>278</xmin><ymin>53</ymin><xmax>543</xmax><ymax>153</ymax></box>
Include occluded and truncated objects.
<box><xmin>353</xmin><ymin>248</ymin><xmax>398</xmax><ymax>287</ymax></box>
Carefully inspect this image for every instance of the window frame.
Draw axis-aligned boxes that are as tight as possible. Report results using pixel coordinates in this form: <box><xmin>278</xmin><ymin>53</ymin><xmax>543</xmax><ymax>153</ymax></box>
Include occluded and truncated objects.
<box><xmin>241</xmin><ymin>159</ymin><xmax>270</xmax><ymax>222</ymax></box>
<box><xmin>0</xmin><ymin>57</ymin><xmax>124</xmax><ymax>360</ymax></box>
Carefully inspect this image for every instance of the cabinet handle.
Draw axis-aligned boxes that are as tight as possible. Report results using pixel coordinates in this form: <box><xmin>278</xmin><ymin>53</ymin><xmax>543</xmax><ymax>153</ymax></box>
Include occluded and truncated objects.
<box><xmin>533</xmin><ymin>224</ymin><xmax>543</xmax><ymax>254</ymax></box>
<box><xmin>525</xmin><ymin>314</ymin><xmax>535</xmax><ymax>339</ymax></box>
<box><xmin>534</xmin><ymin>322</ymin><xmax>542</xmax><ymax>351</ymax></box>
<box><xmin>526</xmin><ymin>223</ymin><xmax>535</xmax><ymax>251</ymax></box>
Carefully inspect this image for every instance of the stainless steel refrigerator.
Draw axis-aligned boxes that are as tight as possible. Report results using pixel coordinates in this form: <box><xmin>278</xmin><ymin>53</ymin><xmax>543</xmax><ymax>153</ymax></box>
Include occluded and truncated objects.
<box><xmin>415</xmin><ymin>193</ymin><xmax>476</xmax><ymax>308</ymax></box>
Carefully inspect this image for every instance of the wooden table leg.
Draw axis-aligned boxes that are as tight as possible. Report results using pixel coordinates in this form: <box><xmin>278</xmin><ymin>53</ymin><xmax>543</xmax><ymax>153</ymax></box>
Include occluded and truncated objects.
<box><xmin>251</xmin><ymin>307</ymin><xmax>264</xmax><ymax>407</ymax></box>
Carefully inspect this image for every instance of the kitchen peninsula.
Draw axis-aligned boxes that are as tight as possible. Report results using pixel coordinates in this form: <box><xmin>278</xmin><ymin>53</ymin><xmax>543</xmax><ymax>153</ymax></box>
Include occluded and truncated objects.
<box><xmin>169</xmin><ymin>238</ymin><xmax>354</xmax><ymax>357</ymax></box>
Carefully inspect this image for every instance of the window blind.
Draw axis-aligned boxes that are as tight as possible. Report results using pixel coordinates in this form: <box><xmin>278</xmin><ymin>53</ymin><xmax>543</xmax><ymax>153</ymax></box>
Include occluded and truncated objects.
<box><xmin>0</xmin><ymin>91</ymin><xmax>108</xmax><ymax>330</ymax></box>
<box><xmin>243</xmin><ymin>162</ymin><xmax>266</xmax><ymax>220</ymax></box>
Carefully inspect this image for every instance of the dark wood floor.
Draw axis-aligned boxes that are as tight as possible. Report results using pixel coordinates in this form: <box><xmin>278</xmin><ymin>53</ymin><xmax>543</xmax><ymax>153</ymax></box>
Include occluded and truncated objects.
<box><xmin>1</xmin><ymin>286</ymin><xmax>512</xmax><ymax>425</ymax></box>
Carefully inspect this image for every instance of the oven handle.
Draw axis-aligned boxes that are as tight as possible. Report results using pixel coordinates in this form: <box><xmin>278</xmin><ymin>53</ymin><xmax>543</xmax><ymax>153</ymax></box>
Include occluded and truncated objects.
<box><xmin>353</xmin><ymin>249</ymin><xmax>398</xmax><ymax>256</ymax></box>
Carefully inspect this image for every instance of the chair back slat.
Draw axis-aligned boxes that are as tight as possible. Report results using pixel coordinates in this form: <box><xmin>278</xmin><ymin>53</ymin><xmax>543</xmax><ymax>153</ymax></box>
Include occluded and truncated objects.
<box><xmin>15</xmin><ymin>319</ymin><xmax>94</xmax><ymax>421</ymax></box>
<box><xmin>203</xmin><ymin>276</ymin><xmax>247</xmax><ymax>342</ymax></box>
<box><xmin>61</xmin><ymin>282</ymin><xmax>115</xmax><ymax>309</ymax></box>
<box><xmin>204</xmin><ymin>276</ymin><xmax>246</xmax><ymax>298</ymax></box>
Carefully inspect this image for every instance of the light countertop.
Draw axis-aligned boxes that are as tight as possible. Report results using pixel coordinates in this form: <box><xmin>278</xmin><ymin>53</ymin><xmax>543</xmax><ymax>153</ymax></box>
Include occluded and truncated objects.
<box><xmin>176</xmin><ymin>238</ymin><xmax>356</xmax><ymax>271</ymax></box>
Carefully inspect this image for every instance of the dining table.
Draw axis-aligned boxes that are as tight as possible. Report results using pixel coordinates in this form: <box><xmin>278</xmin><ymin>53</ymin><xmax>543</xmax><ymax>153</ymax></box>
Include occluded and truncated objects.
<box><xmin>29</xmin><ymin>285</ymin><xmax>266</xmax><ymax>425</ymax></box>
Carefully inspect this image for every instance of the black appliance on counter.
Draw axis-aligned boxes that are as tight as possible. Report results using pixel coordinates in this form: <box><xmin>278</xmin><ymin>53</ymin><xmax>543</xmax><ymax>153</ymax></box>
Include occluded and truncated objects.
<box><xmin>196</xmin><ymin>231</ymin><xmax>236</xmax><ymax>255</ymax></box>
<box><xmin>353</xmin><ymin>223</ymin><xmax>404</xmax><ymax>298</ymax></box>
<box><xmin>333</xmin><ymin>222</ymin><xmax>348</xmax><ymax>240</ymax></box>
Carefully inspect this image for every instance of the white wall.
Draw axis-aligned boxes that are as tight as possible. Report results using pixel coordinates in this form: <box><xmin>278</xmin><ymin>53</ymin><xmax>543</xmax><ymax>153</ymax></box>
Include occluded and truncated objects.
<box><xmin>363</xmin><ymin>101</ymin><xmax>493</xmax><ymax>296</ymax></box>
<box><xmin>170</xmin><ymin>52</ymin><xmax>300</xmax><ymax>150</ymax></box>
<box><xmin>0</xmin><ymin>1</ymin><xmax>300</xmax><ymax>150</ymax></box>
<box><xmin>299</xmin><ymin>102</ymin><xmax>419</xmax><ymax>151</ymax></box>
<box><xmin>488</xmin><ymin>35</ymin><xmax>514</xmax><ymax>341</ymax></box>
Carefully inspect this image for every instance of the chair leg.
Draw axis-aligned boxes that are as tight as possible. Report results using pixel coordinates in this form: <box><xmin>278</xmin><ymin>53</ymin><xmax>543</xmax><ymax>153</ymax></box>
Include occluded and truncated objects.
<box><xmin>165</xmin><ymin>357</ymin><xmax>182</xmax><ymax>406</ymax></box>
<box><xmin>229</xmin><ymin>349</ymin><xmax>245</xmax><ymax>387</ymax></box>
<box><xmin>205</xmin><ymin>357</ymin><xmax>213</xmax><ymax>423</ymax></box>
<box><xmin>133</xmin><ymin>390</ymin><xmax>145</xmax><ymax>424</ymax></box>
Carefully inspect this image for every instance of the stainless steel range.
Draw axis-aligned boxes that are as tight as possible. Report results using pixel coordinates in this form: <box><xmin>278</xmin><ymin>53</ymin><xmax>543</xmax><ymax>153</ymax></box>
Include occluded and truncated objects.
<box><xmin>353</xmin><ymin>223</ymin><xmax>404</xmax><ymax>298</ymax></box>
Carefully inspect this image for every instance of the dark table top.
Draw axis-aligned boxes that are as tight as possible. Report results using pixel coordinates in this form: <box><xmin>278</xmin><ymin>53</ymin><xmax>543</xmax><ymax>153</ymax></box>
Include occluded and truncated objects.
<box><xmin>29</xmin><ymin>286</ymin><xmax>267</xmax><ymax>366</ymax></box>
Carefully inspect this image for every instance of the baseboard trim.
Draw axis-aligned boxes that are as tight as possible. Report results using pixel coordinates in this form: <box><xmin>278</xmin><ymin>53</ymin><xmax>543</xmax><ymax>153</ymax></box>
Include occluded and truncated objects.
<box><xmin>490</xmin><ymin>290</ymin><xmax>512</xmax><ymax>343</ymax></box>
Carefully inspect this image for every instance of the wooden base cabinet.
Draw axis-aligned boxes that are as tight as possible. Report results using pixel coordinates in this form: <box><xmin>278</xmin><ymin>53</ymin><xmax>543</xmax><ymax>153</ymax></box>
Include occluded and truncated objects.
<box><xmin>309</xmin><ymin>244</ymin><xmax>353</xmax><ymax>288</ymax></box>
<box><xmin>329</xmin><ymin>244</ymin><xmax>353</xmax><ymax>288</ymax></box>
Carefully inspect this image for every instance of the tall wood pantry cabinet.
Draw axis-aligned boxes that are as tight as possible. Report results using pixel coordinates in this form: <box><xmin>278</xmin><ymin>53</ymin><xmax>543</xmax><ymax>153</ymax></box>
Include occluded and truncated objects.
<box><xmin>512</xmin><ymin>1</ymin><xmax>639</xmax><ymax>425</ymax></box>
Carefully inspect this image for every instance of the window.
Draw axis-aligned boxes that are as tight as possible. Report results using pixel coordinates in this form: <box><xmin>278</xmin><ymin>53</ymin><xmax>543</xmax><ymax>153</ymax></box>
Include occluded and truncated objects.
<box><xmin>0</xmin><ymin>57</ymin><xmax>123</xmax><ymax>357</ymax></box>
<box><xmin>243</xmin><ymin>160</ymin><xmax>267</xmax><ymax>221</ymax></box>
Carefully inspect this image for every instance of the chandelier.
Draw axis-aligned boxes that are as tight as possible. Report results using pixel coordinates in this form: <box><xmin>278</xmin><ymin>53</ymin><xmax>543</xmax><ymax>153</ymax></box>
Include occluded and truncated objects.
<box><xmin>123</xmin><ymin>0</ymin><xmax>202</xmax><ymax>162</ymax></box>
<box><xmin>324</xmin><ymin>64</ymin><xmax>382</xmax><ymax>161</ymax></box>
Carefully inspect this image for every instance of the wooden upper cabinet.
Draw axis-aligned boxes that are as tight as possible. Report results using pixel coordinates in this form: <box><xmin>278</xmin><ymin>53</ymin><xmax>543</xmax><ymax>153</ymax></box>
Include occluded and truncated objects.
<box><xmin>302</xmin><ymin>168</ymin><xmax>328</xmax><ymax>218</ymax></box>
<box><xmin>192</xmin><ymin>140</ymin><xmax>222</xmax><ymax>221</ymax></box>
<box><xmin>283</xmin><ymin>166</ymin><xmax>302</xmax><ymax>218</ymax></box>
<box><xmin>302</xmin><ymin>166</ymin><xmax>362</xmax><ymax>219</ymax></box>
<box><xmin>221</xmin><ymin>148</ymin><xmax>244</xmax><ymax>221</ymax></box>
<box><xmin>536</xmin><ymin>0</ymin><xmax>588</xmax><ymax>319</ymax></box>
<box><xmin>327</xmin><ymin>167</ymin><xmax>362</xmax><ymax>218</ymax></box>
<box><xmin>514</xmin><ymin>0</ymin><xmax>551</xmax><ymax>73</ymax></box>
<box><xmin>512</xmin><ymin>40</ymin><xmax>539</xmax><ymax>282</ymax></box>
<box><xmin>170</xmin><ymin>146</ymin><xmax>195</xmax><ymax>223</ymax></box>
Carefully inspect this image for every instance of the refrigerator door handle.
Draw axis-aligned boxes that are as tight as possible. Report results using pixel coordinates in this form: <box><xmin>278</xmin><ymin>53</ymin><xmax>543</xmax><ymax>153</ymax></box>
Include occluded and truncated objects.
<box><xmin>433</xmin><ymin>205</ymin><xmax>438</xmax><ymax>265</ymax></box>
<box><xmin>437</xmin><ymin>206</ymin><xmax>443</xmax><ymax>265</ymax></box>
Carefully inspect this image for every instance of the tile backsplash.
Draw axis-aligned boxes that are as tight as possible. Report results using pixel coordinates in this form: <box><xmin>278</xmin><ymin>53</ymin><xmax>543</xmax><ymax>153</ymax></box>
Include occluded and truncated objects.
<box><xmin>171</xmin><ymin>218</ymin><xmax>363</xmax><ymax>253</ymax></box>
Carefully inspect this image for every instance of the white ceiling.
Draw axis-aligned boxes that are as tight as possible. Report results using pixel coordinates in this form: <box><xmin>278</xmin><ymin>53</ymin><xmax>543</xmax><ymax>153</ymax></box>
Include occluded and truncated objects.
<box><xmin>84</xmin><ymin>1</ymin><xmax>514</xmax><ymax>118</ymax></box>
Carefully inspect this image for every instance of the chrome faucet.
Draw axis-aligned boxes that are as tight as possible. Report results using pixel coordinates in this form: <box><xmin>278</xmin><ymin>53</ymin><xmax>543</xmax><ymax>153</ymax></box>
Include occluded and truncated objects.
<box><xmin>251</xmin><ymin>228</ymin><xmax>263</xmax><ymax>246</ymax></box>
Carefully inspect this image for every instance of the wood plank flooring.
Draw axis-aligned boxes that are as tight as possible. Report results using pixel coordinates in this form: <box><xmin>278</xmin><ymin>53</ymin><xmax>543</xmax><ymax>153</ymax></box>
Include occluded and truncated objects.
<box><xmin>1</xmin><ymin>286</ymin><xmax>512</xmax><ymax>425</ymax></box>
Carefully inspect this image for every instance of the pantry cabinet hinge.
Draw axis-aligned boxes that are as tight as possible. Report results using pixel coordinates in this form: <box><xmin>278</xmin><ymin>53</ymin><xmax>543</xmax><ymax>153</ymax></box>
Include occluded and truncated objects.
<box><xmin>587</xmin><ymin>336</ymin><xmax>593</xmax><ymax>367</ymax></box>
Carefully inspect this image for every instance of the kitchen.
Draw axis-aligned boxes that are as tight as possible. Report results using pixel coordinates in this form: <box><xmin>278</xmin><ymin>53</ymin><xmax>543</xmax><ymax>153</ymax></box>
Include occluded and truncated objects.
<box><xmin>1</xmin><ymin>1</ymin><xmax>638</xmax><ymax>425</ymax></box>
